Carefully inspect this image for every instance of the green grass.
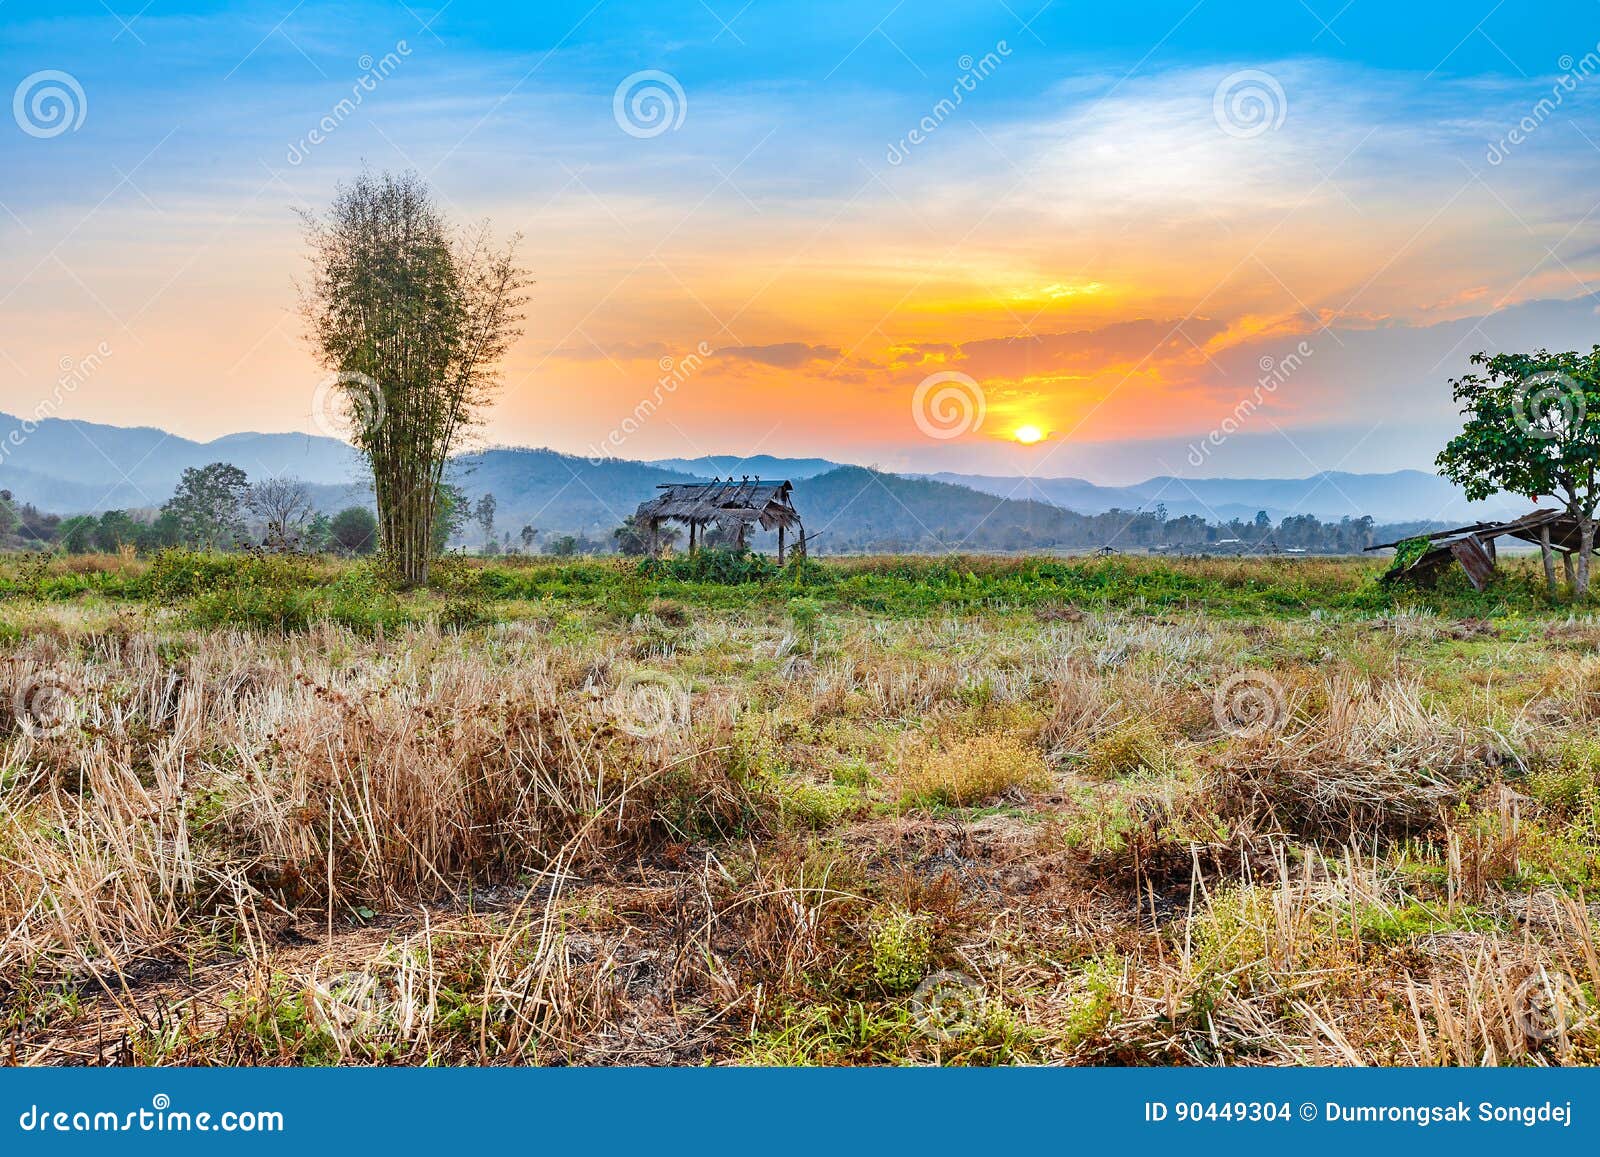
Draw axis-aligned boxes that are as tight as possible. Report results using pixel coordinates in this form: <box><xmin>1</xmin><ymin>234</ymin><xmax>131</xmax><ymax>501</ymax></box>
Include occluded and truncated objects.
<box><xmin>0</xmin><ymin>549</ymin><xmax>1582</xmax><ymax>628</ymax></box>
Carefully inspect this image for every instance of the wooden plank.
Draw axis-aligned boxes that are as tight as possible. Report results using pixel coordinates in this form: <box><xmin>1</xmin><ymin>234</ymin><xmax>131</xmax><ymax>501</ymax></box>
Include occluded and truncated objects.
<box><xmin>1450</xmin><ymin>536</ymin><xmax>1496</xmax><ymax>590</ymax></box>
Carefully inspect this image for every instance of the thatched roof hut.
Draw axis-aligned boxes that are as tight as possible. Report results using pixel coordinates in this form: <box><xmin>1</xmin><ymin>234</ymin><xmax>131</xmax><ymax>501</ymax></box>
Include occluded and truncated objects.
<box><xmin>633</xmin><ymin>477</ymin><xmax>805</xmax><ymax>560</ymax></box>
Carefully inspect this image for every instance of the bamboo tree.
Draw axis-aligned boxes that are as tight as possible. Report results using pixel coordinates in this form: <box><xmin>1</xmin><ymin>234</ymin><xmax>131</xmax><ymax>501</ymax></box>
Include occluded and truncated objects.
<box><xmin>300</xmin><ymin>170</ymin><xmax>526</xmax><ymax>585</ymax></box>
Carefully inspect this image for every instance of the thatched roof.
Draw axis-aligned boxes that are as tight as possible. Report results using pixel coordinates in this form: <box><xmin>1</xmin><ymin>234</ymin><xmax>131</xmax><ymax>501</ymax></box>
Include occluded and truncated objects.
<box><xmin>635</xmin><ymin>478</ymin><xmax>801</xmax><ymax>531</ymax></box>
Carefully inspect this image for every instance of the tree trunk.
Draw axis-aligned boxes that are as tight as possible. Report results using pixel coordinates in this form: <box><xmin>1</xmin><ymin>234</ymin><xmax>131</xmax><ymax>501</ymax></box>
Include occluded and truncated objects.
<box><xmin>1539</xmin><ymin>526</ymin><xmax>1558</xmax><ymax>594</ymax></box>
<box><xmin>1580</xmin><ymin>518</ymin><xmax>1596</xmax><ymax>599</ymax></box>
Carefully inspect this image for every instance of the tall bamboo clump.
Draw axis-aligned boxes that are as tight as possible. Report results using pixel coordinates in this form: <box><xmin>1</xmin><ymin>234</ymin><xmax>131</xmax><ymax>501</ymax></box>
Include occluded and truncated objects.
<box><xmin>300</xmin><ymin>170</ymin><xmax>526</xmax><ymax>585</ymax></box>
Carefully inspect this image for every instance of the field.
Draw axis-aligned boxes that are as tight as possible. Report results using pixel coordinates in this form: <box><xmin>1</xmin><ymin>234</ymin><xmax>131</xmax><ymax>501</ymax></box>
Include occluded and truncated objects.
<box><xmin>3</xmin><ymin>550</ymin><xmax>1599</xmax><ymax>1066</ymax></box>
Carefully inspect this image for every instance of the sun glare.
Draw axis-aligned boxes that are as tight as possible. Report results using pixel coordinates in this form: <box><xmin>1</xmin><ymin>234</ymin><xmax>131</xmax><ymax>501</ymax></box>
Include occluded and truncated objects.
<box><xmin>1013</xmin><ymin>424</ymin><xmax>1044</xmax><ymax>444</ymax></box>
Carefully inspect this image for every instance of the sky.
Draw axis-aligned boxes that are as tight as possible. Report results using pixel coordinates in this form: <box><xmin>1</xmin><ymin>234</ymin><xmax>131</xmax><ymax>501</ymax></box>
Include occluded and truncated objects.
<box><xmin>4</xmin><ymin>0</ymin><xmax>1600</xmax><ymax>483</ymax></box>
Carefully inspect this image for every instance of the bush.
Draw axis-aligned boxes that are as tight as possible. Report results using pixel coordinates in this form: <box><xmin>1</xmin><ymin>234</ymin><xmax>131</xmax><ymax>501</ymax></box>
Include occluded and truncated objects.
<box><xmin>868</xmin><ymin>908</ymin><xmax>933</xmax><ymax>992</ymax></box>
<box><xmin>896</xmin><ymin>733</ymin><xmax>1050</xmax><ymax>809</ymax></box>
<box><xmin>637</xmin><ymin>548</ymin><xmax>778</xmax><ymax>584</ymax></box>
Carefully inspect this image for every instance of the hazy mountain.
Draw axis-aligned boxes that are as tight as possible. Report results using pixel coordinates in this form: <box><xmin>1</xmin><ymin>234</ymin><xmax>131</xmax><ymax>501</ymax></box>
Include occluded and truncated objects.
<box><xmin>0</xmin><ymin>410</ymin><xmax>362</xmax><ymax>511</ymax></box>
<box><xmin>648</xmin><ymin>454</ymin><xmax>842</xmax><ymax>480</ymax></box>
<box><xmin>0</xmin><ymin>412</ymin><xmax>1523</xmax><ymax>544</ymax></box>
<box><xmin>919</xmin><ymin>468</ymin><xmax>1525</xmax><ymax>525</ymax></box>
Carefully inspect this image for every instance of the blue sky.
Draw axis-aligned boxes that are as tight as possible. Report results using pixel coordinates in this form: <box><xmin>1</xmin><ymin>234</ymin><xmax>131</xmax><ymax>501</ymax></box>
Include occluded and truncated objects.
<box><xmin>5</xmin><ymin>0</ymin><xmax>1600</xmax><ymax>481</ymax></box>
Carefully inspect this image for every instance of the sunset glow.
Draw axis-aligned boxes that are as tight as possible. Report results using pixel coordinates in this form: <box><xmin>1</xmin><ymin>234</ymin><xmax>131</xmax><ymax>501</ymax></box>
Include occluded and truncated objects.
<box><xmin>3</xmin><ymin>3</ymin><xmax>1599</xmax><ymax>482</ymax></box>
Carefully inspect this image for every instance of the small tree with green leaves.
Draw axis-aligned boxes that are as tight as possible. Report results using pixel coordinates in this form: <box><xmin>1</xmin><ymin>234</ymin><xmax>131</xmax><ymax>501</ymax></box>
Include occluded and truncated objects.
<box><xmin>329</xmin><ymin>506</ymin><xmax>379</xmax><ymax>555</ymax></box>
<box><xmin>163</xmin><ymin>462</ymin><xmax>249</xmax><ymax>550</ymax></box>
<box><xmin>1437</xmin><ymin>347</ymin><xmax>1600</xmax><ymax>596</ymax></box>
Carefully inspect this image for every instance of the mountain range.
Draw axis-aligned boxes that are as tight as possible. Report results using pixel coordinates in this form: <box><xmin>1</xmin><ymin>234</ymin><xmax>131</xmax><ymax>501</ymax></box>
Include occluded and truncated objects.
<box><xmin>0</xmin><ymin>412</ymin><xmax>1529</xmax><ymax>549</ymax></box>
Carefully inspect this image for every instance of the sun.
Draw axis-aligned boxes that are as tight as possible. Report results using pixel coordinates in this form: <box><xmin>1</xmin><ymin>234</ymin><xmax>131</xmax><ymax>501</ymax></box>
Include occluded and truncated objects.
<box><xmin>1013</xmin><ymin>424</ymin><xmax>1045</xmax><ymax>445</ymax></box>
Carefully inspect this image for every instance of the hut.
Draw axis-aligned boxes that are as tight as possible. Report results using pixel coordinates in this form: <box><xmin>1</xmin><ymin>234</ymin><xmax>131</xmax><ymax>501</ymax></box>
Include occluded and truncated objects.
<box><xmin>1367</xmin><ymin>508</ymin><xmax>1595</xmax><ymax>591</ymax></box>
<box><xmin>633</xmin><ymin>477</ymin><xmax>806</xmax><ymax>562</ymax></box>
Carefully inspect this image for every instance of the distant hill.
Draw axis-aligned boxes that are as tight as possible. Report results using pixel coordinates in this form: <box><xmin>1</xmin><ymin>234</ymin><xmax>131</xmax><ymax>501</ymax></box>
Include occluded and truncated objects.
<box><xmin>919</xmin><ymin>468</ymin><xmax>1524</xmax><ymax>524</ymax></box>
<box><xmin>0</xmin><ymin>411</ymin><xmax>361</xmax><ymax>511</ymax></box>
<box><xmin>0</xmin><ymin>412</ymin><xmax>1519</xmax><ymax>547</ymax></box>
<box><xmin>648</xmin><ymin>454</ymin><xmax>841</xmax><ymax>479</ymax></box>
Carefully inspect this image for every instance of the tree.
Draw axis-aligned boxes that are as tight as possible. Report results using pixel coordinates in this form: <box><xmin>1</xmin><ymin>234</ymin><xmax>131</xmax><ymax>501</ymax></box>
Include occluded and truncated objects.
<box><xmin>135</xmin><ymin>511</ymin><xmax>183</xmax><ymax>553</ymax></box>
<box><xmin>474</xmin><ymin>493</ymin><xmax>497</xmax><ymax>551</ymax></box>
<box><xmin>329</xmin><ymin>506</ymin><xmax>379</xmax><ymax>555</ymax></box>
<box><xmin>433</xmin><ymin>482</ymin><xmax>467</xmax><ymax>550</ymax></box>
<box><xmin>163</xmin><ymin>463</ymin><xmax>249</xmax><ymax>550</ymax></box>
<box><xmin>300</xmin><ymin>169</ymin><xmax>527</xmax><ymax>585</ymax></box>
<box><xmin>1437</xmin><ymin>348</ymin><xmax>1600</xmax><ymax>596</ymax></box>
<box><xmin>244</xmin><ymin>476</ymin><xmax>315</xmax><ymax>551</ymax></box>
<box><xmin>519</xmin><ymin>524</ymin><xmax>536</xmax><ymax>551</ymax></box>
<box><xmin>613</xmin><ymin>515</ymin><xmax>679</xmax><ymax>556</ymax></box>
<box><xmin>304</xmin><ymin>511</ymin><xmax>333</xmax><ymax>552</ymax></box>
<box><xmin>57</xmin><ymin>515</ymin><xmax>98</xmax><ymax>553</ymax></box>
<box><xmin>547</xmin><ymin>535</ymin><xmax>580</xmax><ymax>557</ymax></box>
<box><xmin>94</xmin><ymin>509</ymin><xmax>141</xmax><ymax>552</ymax></box>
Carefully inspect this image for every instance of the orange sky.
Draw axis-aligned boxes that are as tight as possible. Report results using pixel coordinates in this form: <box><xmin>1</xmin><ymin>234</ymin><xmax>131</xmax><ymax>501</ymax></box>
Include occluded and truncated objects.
<box><xmin>5</xmin><ymin>32</ymin><xmax>1600</xmax><ymax>480</ymax></box>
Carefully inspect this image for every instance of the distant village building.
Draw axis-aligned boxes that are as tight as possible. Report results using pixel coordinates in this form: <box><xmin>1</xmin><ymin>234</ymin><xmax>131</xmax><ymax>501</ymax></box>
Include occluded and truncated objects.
<box><xmin>633</xmin><ymin>477</ymin><xmax>806</xmax><ymax>562</ymax></box>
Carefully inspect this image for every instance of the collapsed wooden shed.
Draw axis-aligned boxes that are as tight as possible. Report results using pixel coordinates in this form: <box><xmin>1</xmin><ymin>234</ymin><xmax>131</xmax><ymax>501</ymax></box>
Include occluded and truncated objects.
<box><xmin>1368</xmin><ymin>508</ymin><xmax>1593</xmax><ymax>590</ymax></box>
<box><xmin>633</xmin><ymin>477</ymin><xmax>806</xmax><ymax>562</ymax></box>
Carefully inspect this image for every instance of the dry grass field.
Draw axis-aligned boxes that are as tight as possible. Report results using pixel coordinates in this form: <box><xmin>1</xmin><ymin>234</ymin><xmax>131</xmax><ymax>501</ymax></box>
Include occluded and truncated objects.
<box><xmin>3</xmin><ymin>551</ymin><xmax>1599</xmax><ymax>1066</ymax></box>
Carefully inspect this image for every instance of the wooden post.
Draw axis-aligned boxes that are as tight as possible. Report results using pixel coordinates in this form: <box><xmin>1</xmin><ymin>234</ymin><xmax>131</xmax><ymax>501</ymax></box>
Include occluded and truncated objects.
<box><xmin>1564</xmin><ymin>551</ymin><xmax>1577</xmax><ymax>591</ymax></box>
<box><xmin>1539</xmin><ymin>526</ymin><xmax>1558</xmax><ymax>593</ymax></box>
<box><xmin>689</xmin><ymin>521</ymin><xmax>698</xmax><ymax>554</ymax></box>
<box><xmin>649</xmin><ymin>518</ymin><xmax>659</xmax><ymax>557</ymax></box>
<box><xmin>778</xmin><ymin>523</ymin><xmax>786</xmax><ymax>566</ymax></box>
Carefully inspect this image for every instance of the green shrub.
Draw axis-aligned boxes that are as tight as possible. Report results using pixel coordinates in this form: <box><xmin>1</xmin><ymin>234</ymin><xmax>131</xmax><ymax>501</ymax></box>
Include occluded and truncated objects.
<box><xmin>637</xmin><ymin>549</ymin><xmax>777</xmax><ymax>584</ymax></box>
<box><xmin>868</xmin><ymin>908</ymin><xmax>933</xmax><ymax>992</ymax></box>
